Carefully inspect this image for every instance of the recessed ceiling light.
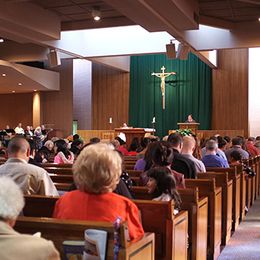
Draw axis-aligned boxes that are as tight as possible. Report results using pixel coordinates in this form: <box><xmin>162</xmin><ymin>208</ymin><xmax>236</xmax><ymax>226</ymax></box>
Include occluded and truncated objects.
<box><xmin>34</xmin><ymin>90</ymin><xmax>37</xmax><ymax>92</ymax></box>
<box><xmin>258</xmin><ymin>17</ymin><xmax>260</xmax><ymax>22</ymax></box>
<box><xmin>0</xmin><ymin>39</ymin><xmax>4</xmax><ymax>43</ymax></box>
<box><xmin>12</xmin><ymin>90</ymin><xmax>15</xmax><ymax>93</ymax></box>
<box><xmin>2</xmin><ymin>73</ymin><xmax>6</xmax><ymax>77</ymax></box>
<box><xmin>18</xmin><ymin>83</ymin><xmax>22</xmax><ymax>86</ymax></box>
<box><xmin>92</xmin><ymin>8</ymin><xmax>101</xmax><ymax>21</ymax></box>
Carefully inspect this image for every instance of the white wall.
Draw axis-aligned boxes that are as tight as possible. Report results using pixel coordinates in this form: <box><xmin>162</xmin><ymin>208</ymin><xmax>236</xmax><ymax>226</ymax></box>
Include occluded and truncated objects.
<box><xmin>249</xmin><ymin>48</ymin><xmax>260</xmax><ymax>137</ymax></box>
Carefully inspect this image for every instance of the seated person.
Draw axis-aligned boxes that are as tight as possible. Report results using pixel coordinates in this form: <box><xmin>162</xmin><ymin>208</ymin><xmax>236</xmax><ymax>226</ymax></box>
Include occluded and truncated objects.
<box><xmin>0</xmin><ymin>176</ymin><xmax>59</xmax><ymax>260</ymax></box>
<box><xmin>89</xmin><ymin>137</ymin><xmax>100</xmax><ymax>144</ymax></box>
<box><xmin>0</xmin><ymin>137</ymin><xmax>58</xmax><ymax>196</ymax></box>
<box><xmin>181</xmin><ymin>136</ymin><xmax>206</xmax><ymax>173</ymax></box>
<box><xmin>14</xmin><ymin>123</ymin><xmax>24</xmax><ymax>135</ymax></box>
<box><xmin>146</xmin><ymin>166</ymin><xmax>181</xmax><ymax>214</ymax></box>
<box><xmin>128</xmin><ymin>137</ymin><xmax>139</xmax><ymax>156</ymax></box>
<box><xmin>53</xmin><ymin>143</ymin><xmax>144</xmax><ymax>241</ymax></box>
<box><xmin>246</xmin><ymin>137</ymin><xmax>259</xmax><ymax>156</ymax></box>
<box><xmin>70</xmin><ymin>139</ymin><xmax>84</xmax><ymax>157</ymax></box>
<box><xmin>115</xmin><ymin>135</ymin><xmax>128</xmax><ymax>156</ymax></box>
<box><xmin>134</xmin><ymin>142</ymin><xmax>155</xmax><ymax>171</ymax></box>
<box><xmin>202</xmin><ymin>140</ymin><xmax>229</xmax><ymax>168</ymax></box>
<box><xmin>54</xmin><ymin>139</ymin><xmax>74</xmax><ymax>164</ymax></box>
<box><xmin>167</xmin><ymin>133</ymin><xmax>197</xmax><ymax>179</ymax></box>
<box><xmin>225</xmin><ymin>136</ymin><xmax>249</xmax><ymax>161</ymax></box>
<box><xmin>140</xmin><ymin>141</ymin><xmax>185</xmax><ymax>188</ymax></box>
<box><xmin>35</xmin><ymin>140</ymin><xmax>55</xmax><ymax>163</ymax></box>
<box><xmin>229</xmin><ymin>150</ymin><xmax>242</xmax><ymax>166</ymax></box>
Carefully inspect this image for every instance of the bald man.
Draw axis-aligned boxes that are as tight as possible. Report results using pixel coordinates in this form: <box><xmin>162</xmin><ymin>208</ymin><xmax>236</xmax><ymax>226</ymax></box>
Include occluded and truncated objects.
<box><xmin>0</xmin><ymin>137</ymin><xmax>58</xmax><ymax>196</ymax></box>
<box><xmin>181</xmin><ymin>136</ymin><xmax>206</xmax><ymax>173</ymax></box>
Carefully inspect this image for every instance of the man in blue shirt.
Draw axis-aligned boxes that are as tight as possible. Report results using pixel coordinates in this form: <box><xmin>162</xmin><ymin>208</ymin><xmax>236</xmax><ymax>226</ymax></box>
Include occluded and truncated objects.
<box><xmin>202</xmin><ymin>140</ymin><xmax>229</xmax><ymax>168</ymax></box>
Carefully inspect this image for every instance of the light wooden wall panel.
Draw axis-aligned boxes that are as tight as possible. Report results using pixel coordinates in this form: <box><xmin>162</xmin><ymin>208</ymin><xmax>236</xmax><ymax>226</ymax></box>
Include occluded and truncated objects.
<box><xmin>41</xmin><ymin>59</ymin><xmax>73</xmax><ymax>137</ymax></box>
<box><xmin>0</xmin><ymin>93</ymin><xmax>32</xmax><ymax>129</ymax></box>
<box><xmin>212</xmin><ymin>49</ymin><xmax>248</xmax><ymax>136</ymax></box>
<box><xmin>92</xmin><ymin>63</ymin><xmax>130</xmax><ymax>130</ymax></box>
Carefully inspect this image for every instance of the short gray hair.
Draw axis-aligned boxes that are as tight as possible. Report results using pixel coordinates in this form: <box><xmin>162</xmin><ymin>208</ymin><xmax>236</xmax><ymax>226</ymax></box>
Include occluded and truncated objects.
<box><xmin>206</xmin><ymin>140</ymin><xmax>218</xmax><ymax>151</ymax></box>
<box><xmin>44</xmin><ymin>140</ymin><xmax>54</xmax><ymax>149</ymax></box>
<box><xmin>8</xmin><ymin>137</ymin><xmax>29</xmax><ymax>154</ymax></box>
<box><xmin>0</xmin><ymin>177</ymin><xmax>24</xmax><ymax>220</ymax></box>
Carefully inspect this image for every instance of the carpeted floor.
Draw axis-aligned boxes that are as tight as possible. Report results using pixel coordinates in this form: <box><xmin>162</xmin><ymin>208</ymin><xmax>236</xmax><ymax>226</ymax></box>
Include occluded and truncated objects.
<box><xmin>218</xmin><ymin>197</ymin><xmax>260</xmax><ymax>260</ymax></box>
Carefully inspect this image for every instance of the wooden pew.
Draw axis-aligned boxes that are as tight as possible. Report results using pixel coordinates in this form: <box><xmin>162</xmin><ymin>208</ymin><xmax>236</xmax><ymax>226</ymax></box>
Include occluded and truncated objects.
<box><xmin>234</xmin><ymin>164</ymin><xmax>247</xmax><ymax>221</ymax></box>
<box><xmin>256</xmin><ymin>156</ymin><xmax>260</xmax><ymax>196</ymax></box>
<box><xmin>249</xmin><ymin>158</ymin><xmax>257</xmax><ymax>202</ymax></box>
<box><xmin>184</xmin><ymin>179</ymin><xmax>222</xmax><ymax>260</ymax></box>
<box><xmin>41</xmin><ymin>163</ymin><xmax>73</xmax><ymax>168</ymax></box>
<box><xmin>131</xmin><ymin>186</ymin><xmax>208</xmax><ymax>260</ymax></box>
<box><xmin>44</xmin><ymin>167</ymin><xmax>73</xmax><ymax>175</ymax></box>
<box><xmin>15</xmin><ymin>216</ymin><xmax>155</xmax><ymax>260</ymax></box>
<box><xmin>54</xmin><ymin>182</ymin><xmax>71</xmax><ymax>191</ymax></box>
<box><xmin>127</xmin><ymin>170</ymin><xmax>142</xmax><ymax>177</ymax></box>
<box><xmin>178</xmin><ymin>188</ymin><xmax>208</xmax><ymax>260</ymax></box>
<box><xmin>49</xmin><ymin>174</ymin><xmax>73</xmax><ymax>184</ymax></box>
<box><xmin>197</xmin><ymin>172</ymin><xmax>232</xmax><ymax>246</ymax></box>
<box><xmin>23</xmin><ymin>195</ymin><xmax>188</xmax><ymax>260</ymax></box>
<box><xmin>206</xmin><ymin>167</ymin><xmax>241</xmax><ymax>231</ymax></box>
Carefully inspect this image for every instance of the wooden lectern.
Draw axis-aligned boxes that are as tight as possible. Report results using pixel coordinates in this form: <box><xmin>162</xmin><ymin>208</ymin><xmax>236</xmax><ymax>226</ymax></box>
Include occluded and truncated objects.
<box><xmin>115</xmin><ymin>128</ymin><xmax>153</xmax><ymax>148</ymax></box>
<box><xmin>177</xmin><ymin>123</ymin><xmax>200</xmax><ymax>135</ymax></box>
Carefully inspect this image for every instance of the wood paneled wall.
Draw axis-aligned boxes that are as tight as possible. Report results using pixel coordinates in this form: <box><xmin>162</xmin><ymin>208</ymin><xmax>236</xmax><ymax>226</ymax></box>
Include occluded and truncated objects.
<box><xmin>0</xmin><ymin>93</ymin><xmax>33</xmax><ymax>129</ymax></box>
<box><xmin>212</xmin><ymin>49</ymin><xmax>248</xmax><ymax>136</ymax></box>
<box><xmin>41</xmin><ymin>59</ymin><xmax>73</xmax><ymax>137</ymax></box>
<box><xmin>92</xmin><ymin>63</ymin><xmax>130</xmax><ymax>130</ymax></box>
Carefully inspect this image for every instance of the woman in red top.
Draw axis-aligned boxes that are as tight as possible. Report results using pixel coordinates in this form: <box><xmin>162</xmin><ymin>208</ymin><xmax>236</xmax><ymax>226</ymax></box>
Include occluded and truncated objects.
<box><xmin>53</xmin><ymin>143</ymin><xmax>144</xmax><ymax>242</ymax></box>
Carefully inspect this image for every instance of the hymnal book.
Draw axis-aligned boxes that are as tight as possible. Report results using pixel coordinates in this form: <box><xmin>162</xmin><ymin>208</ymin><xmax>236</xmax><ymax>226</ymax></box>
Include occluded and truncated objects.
<box><xmin>83</xmin><ymin>229</ymin><xmax>107</xmax><ymax>260</ymax></box>
<box><xmin>63</xmin><ymin>240</ymin><xmax>85</xmax><ymax>260</ymax></box>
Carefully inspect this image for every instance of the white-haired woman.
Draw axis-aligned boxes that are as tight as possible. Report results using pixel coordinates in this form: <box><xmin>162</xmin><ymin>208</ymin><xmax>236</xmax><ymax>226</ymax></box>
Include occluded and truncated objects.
<box><xmin>53</xmin><ymin>143</ymin><xmax>144</xmax><ymax>241</ymax></box>
<box><xmin>0</xmin><ymin>177</ymin><xmax>60</xmax><ymax>260</ymax></box>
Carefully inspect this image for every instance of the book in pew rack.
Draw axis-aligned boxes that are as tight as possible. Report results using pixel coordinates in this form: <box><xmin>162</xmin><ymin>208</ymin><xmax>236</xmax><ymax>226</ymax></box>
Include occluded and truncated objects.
<box><xmin>63</xmin><ymin>229</ymin><xmax>107</xmax><ymax>260</ymax></box>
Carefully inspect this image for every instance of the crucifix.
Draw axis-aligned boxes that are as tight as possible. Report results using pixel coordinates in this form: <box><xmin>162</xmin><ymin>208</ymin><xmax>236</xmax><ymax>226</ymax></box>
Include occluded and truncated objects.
<box><xmin>151</xmin><ymin>66</ymin><xmax>176</xmax><ymax>109</ymax></box>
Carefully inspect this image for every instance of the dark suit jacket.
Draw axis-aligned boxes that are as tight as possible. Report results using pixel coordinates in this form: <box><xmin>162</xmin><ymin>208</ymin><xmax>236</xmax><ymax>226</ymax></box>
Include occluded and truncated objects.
<box><xmin>171</xmin><ymin>149</ymin><xmax>197</xmax><ymax>179</ymax></box>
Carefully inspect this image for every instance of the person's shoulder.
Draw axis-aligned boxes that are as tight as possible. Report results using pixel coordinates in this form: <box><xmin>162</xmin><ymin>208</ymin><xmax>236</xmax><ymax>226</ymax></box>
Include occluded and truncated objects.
<box><xmin>23</xmin><ymin>162</ymin><xmax>46</xmax><ymax>172</ymax></box>
<box><xmin>18</xmin><ymin>234</ymin><xmax>59</xmax><ymax>256</ymax></box>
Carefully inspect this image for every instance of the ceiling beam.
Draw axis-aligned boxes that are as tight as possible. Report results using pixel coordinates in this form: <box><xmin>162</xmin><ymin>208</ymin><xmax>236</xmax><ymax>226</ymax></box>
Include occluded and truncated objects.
<box><xmin>62</xmin><ymin>16</ymin><xmax>135</xmax><ymax>31</ymax></box>
<box><xmin>0</xmin><ymin>2</ymin><xmax>61</xmax><ymax>43</ymax></box>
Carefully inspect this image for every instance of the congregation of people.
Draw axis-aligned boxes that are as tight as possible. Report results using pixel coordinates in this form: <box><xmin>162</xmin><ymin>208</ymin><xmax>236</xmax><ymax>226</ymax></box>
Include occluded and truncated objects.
<box><xmin>0</xmin><ymin>122</ymin><xmax>260</xmax><ymax>259</ymax></box>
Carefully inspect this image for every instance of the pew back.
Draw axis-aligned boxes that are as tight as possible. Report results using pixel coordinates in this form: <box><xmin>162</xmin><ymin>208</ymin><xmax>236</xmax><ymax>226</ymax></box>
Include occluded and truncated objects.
<box><xmin>15</xmin><ymin>216</ymin><xmax>154</xmax><ymax>260</ymax></box>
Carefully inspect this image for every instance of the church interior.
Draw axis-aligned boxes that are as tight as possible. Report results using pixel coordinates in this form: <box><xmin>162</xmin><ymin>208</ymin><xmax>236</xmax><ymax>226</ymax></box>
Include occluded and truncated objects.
<box><xmin>0</xmin><ymin>0</ymin><xmax>260</xmax><ymax>259</ymax></box>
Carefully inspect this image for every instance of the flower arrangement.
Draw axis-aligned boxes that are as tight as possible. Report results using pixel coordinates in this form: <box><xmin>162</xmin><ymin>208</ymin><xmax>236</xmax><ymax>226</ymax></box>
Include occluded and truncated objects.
<box><xmin>175</xmin><ymin>128</ymin><xmax>194</xmax><ymax>136</ymax></box>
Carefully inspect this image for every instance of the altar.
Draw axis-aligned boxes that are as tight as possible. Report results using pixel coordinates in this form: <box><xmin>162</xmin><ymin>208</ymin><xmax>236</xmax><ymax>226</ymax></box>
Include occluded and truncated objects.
<box><xmin>114</xmin><ymin>128</ymin><xmax>154</xmax><ymax>148</ymax></box>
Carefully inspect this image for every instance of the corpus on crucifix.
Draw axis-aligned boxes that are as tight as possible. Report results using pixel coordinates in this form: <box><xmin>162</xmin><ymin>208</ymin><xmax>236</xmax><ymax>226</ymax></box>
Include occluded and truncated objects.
<box><xmin>151</xmin><ymin>66</ymin><xmax>176</xmax><ymax>109</ymax></box>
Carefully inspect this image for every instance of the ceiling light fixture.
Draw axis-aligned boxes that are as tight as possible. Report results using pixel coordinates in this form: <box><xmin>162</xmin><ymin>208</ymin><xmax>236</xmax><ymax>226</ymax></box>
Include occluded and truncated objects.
<box><xmin>0</xmin><ymin>39</ymin><xmax>4</xmax><ymax>43</ymax></box>
<box><xmin>92</xmin><ymin>7</ymin><xmax>101</xmax><ymax>21</ymax></box>
<box><xmin>2</xmin><ymin>73</ymin><xmax>6</xmax><ymax>77</ymax></box>
<box><xmin>34</xmin><ymin>90</ymin><xmax>37</xmax><ymax>92</ymax></box>
<box><xmin>18</xmin><ymin>83</ymin><xmax>22</xmax><ymax>86</ymax></box>
<box><xmin>258</xmin><ymin>17</ymin><xmax>260</xmax><ymax>22</ymax></box>
<box><xmin>12</xmin><ymin>90</ymin><xmax>15</xmax><ymax>93</ymax></box>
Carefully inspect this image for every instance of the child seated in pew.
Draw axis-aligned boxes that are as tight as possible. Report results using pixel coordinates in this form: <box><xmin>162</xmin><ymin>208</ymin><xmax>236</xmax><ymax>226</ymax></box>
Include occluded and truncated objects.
<box><xmin>146</xmin><ymin>167</ymin><xmax>182</xmax><ymax>214</ymax></box>
<box><xmin>0</xmin><ymin>176</ymin><xmax>60</xmax><ymax>260</ymax></box>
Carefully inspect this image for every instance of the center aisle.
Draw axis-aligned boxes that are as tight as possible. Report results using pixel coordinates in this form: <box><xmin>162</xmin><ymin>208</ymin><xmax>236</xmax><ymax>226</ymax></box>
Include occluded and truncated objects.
<box><xmin>218</xmin><ymin>196</ymin><xmax>260</xmax><ymax>260</ymax></box>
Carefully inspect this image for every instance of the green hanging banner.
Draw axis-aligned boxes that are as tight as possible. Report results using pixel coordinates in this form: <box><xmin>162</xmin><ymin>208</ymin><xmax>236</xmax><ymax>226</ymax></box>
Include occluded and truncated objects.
<box><xmin>129</xmin><ymin>53</ymin><xmax>212</xmax><ymax>137</ymax></box>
